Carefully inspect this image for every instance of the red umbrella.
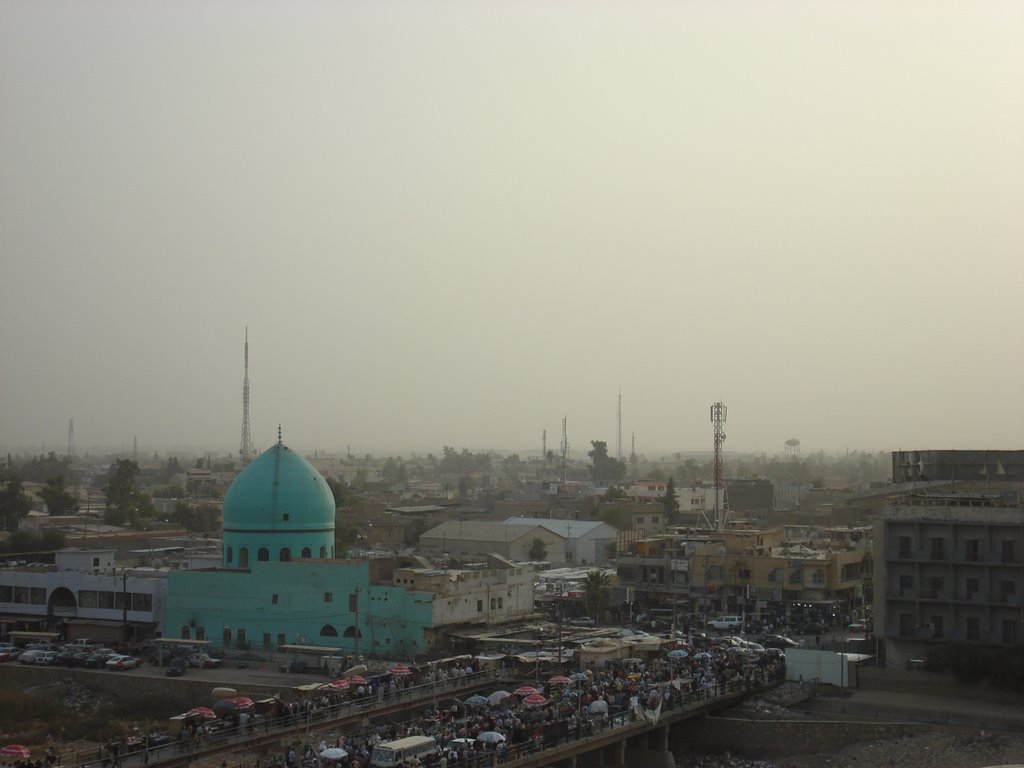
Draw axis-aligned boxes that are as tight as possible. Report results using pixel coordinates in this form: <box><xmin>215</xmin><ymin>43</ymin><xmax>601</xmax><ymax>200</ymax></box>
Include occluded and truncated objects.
<box><xmin>224</xmin><ymin>697</ymin><xmax>254</xmax><ymax>710</ymax></box>
<box><xmin>513</xmin><ymin>685</ymin><xmax>539</xmax><ymax>696</ymax></box>
<box><xmin>186</xmin><ymin>706</ymin><xmax>217</xmax><ymax>720</ymax></box>
<box><xmin>523</xmin><ymin>693</ymin><xmax>548</xmax><ymax>707</ymax></box>
<box><xmin>547</xmin><ymin>675</ymin><xmax>572</xmax><ymax>685</ymax></box>
<box><xmin>390</xmin><ymin>664</ymin><xmax>412</xmax><ymax>676</ymax></box>
<box><xmin>0</xmin><ymin>746</ymin><xmax>31</xmax><ymax>759</ymax></box>
<box><xmin>346</xmin><ymin>675</ymin><xmax>367</xmax><ymax>685</ymax></box>
<box><xmin>324</xmin><ymin>678</ymin><xmax>350</xmax><ymax>690</ymax></box>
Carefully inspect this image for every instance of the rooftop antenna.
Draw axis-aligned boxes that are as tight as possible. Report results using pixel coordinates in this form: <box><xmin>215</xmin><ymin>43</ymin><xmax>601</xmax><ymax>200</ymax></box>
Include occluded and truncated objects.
<box><xmin>239</xmin><ymin>327</ymin><xmax>254</xmax><ymax>465</ymax></box>
<box><xmin>711</xmin><ymin>401</ymin><xmax>729</xmax><ymax>532</ymax></box>
<box><xmin>67</xmin><ymin>418</ymin><xmax>75</xmax><ymax>459</ymax></box>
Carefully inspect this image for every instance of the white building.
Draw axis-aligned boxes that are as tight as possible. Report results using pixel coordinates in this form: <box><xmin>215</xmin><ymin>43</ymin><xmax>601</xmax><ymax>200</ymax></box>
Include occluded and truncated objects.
<box><xmin>503</xmin><ymin>517</ymin><xmax>618</xmax><ymax>566</ymax></box>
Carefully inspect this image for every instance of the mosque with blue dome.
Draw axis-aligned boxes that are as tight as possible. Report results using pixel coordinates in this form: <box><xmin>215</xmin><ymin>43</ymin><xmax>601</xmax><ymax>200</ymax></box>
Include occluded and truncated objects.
<box><xmin>163</xmin><ymin>436</ymin><xmax>434</xmax><ymax>658</ymax></box>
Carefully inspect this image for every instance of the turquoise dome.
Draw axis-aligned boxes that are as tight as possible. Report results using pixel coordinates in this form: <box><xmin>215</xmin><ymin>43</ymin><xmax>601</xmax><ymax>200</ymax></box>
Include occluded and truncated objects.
<box><xmin>222</xmin><ymin>442</ymin><xmax>335</xmax><ymax>567</ymax></box>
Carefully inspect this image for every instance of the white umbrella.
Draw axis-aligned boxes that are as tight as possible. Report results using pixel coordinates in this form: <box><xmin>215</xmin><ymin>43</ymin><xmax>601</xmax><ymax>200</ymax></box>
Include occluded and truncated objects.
<box><xmin>487</xmin><ymin>690</ymin><xmax>513</xmax><ymax>706</ymax></box>
<box><xmin>476</xmin><ymin>731</ymin><xmax>506</xmax><ymax>744</ymax></box>
<box><xmin>588</xmin><ymin>700</ymin><xmax>609</xmax><ymax>714</ymax></box>
<box><xmin>319</xmin><ymin>748</ymin><xmax>347</xmax><ymax>760</ymax></box>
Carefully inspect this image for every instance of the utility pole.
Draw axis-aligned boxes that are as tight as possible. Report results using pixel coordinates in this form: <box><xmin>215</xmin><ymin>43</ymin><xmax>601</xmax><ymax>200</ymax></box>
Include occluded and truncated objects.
<box><xmin>122</xmin><ymin>568</ymin><xmax>129</xmax><ymax>646</ymax></box>
<box><xmin>352</xmin><ymin>584</ymin><xmax>361</xmax><ymax>662</ymax></box>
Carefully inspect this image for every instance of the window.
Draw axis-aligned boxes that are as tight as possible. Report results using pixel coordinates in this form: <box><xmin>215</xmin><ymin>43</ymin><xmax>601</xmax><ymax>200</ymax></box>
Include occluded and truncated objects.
<box><xmin>226</xmin><ymin>546</ymin><xmax>233</xmax><ymax>564</ymax></box>
<box><xmin>738</xmin><ymin>568</ymin><xmax>751</xmax><ymax>580</ymax></box>
<box><xmin>277</xmin><ymin>633</ymin><xmax>286</xmax><ymax>647</ymax></box>
<box><xmin>324</xmin><ymin>592</ymin><xmax>333</xmax><ymax>603</ymax></box>
<box><xmin>928</xmin><ymin>576</ymin><xmax>944</xmax><ymax>596</ymax></box>
<box><xmin>1003</xmin><ymin>620</ymin><xmax>1018</xmax><ymax>644</ymax></box>
<box><xmin>966</xmin><ymin>578</ymin><xmax>979</xmax><ymax>594</ymax></box>
<box><xmin>263</xmin><ymin>633</ymin><xmax>271</xmax><ymax>650</ymax></box>
<box><xmin>133</xmin><ymin>593</ymin><xmax>152</xmax><ymax>612</ymax></box>
<box><xmin>78</xmin><ymin>590</ymin><xmax>97</xmax><ymax>608</ymax></box>
<box><xmin>636</xmin><ymin>517</ymin><xmax>645</xmax><ymax>525</ymax></box>
<box><xmin>272</xmin><ymin>593</ymin><xmax>278</xmax><ymax>604</ymax></box>
<box><xmin>236</xmin><ymin>629</ymin><xmax>246</xmax><ymax>648</ymax></box>
<box><xmin>283</xmin><ymin>513</ymin><xmax>289</xmax><ymax>522</ymax></box>
<box><xmin>899</xmin><ymin>574</ymin><xmax>913</xmax><ymax>596</ymax></box>
<box><xmin>181</xmin><ymin>626</ymin><xmax>190</xmax><ymax>640</ymax></box>
<box><xmin>812</xmin><ymin>569</ymin><xmax>825</xmax><ymax>585</ymax></box>
<box><xmin>898</xmin><ymin>536</ymin><xmax>912</xmax><ymax>559</ymax></box>
<box><xmin>1002</xmin><ymin>540</ymin><xmax>1016</xmax><ymax>564</ymax></box>
<box><xmin>301</xmin><ymin>547</ymin><xmax>311</xmax><ymax>558</ymax></box>
<box><xmin>92</xmin><ymin>557</ymin><xmax>100</xmax><ymax>567</ymax></box>
<box><xmin>1000</xmin><ymin>580</ymin><xmax>1015</xmax><ymax>597</ymax></box>
<box><xmin>258</xmin><ymin>548</ymin><xmax>269</xmax><ymax>562</ymax></box>
<box><xmin>349</xmin><ymin>593</ymin><xmax>358</xmax><ymax>612</ymax></box>
<box><xmin>789</xmin><ymin>569</ymin><xmax>802</xmax><ymax>584</ymax></box>
<box><xmin>239</xmin><ymin>548</ymin><xmax>249</xmax><ymax>568</ymax></box>
<box><xmin>279</xmin><ymin>548</ymin><xmax>291</xmax><ymax>562</ymax></box>
<box><xmin>930</xmin><ymin>537</ymin><xmax>946</xmax><ymax>560</ymax></box>
<box><xmin>223</xmin><ymin>627</ymin><xmax>232</xmax><ymax>646</ymax></box>
<box><xmin>498</xmin><ymin>597</ymin><xmax>503</xmax><ymax>609</ymax></box>
<box><xmin>490</xmin><ymin>598</ymin><xmax>496</xmax><ymax>610</ymax></box>
<box><xmin>899</xmin><ymin>614</ymin><xmax>914</xmax><ymax>636</ymax></box>
<box><xmin>320</xmin><ymin>625</ymin><xmax>338</xmax><ymax>637</ymax></box>
<box><xmin>319</xmin><ymin>546</ymin><xmax>327</xmax><ymax>558</ymax></box>
<box><xmin>966</xmin><ymin>617</ymin><xmax>980</xmax><ymax>641</ymax></box>
<box><xmin>930</xmin><ymin>616</ymin><xmax>943</xmax><ymax>639</ymax></box>
<box><xmin>477</xmin><ymin>600</ymin><xmax>483</xmax><ymax>612</ymax></box>
<box><xmin>965</xmin><ymin>539</ymin><xmax>979</xmax><ymax>562</ymax></box>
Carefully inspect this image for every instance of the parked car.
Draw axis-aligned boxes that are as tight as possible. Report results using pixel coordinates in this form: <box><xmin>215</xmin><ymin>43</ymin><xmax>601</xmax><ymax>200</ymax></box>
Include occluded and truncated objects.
<box><xmin>106</xmin><ymin>654</ymin><xmax>141</xmax><ymax>670</ymax></box>
<box><xmin>166</xmin><ymin>658</ymin><xmax>188</xmax><ymax>676</ymax></box>
<box><xmin>187</xmin><ymin>653</ymin><xmax>222</xmax><ymax>669</ymax></box>
<box><xmin>83</xmin><ymin>648</ymin><xmax>119</xmax><ymax>668</ymax></box>
<box><xmin>35</xmin><ymin>650</ymin><xmax>60</xmax><ymax>665</ymax></box>
<box><xmin>569</xmin><ymin>617</ymin><xmax>595</xmax><ymax>628</ymax></box>
<box><xmin>759</xmin><ymin>634</ymin><xmax>800</xmax><ymax>650</ymax></box>
<box><xmin>706</xmin><ymin>615</ymin><xmax>744</xmax><ymax>631</ymax></box>
<box><xmin>18</xmin><ymin>649</ymin><xmax>45</xmax><ymax>664</ymax></box>
<box><xmin>0</xmin><ymin>645</ymin><xmax>21</xmax><ymax>662</ymax></box>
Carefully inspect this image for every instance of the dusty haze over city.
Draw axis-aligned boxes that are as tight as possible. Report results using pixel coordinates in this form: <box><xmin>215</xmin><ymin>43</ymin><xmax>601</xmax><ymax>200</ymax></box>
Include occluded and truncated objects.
<box><xmin>1</xmin><ymin>1</ymin><xmax>1022</xmax><ymax>460</ymax></box>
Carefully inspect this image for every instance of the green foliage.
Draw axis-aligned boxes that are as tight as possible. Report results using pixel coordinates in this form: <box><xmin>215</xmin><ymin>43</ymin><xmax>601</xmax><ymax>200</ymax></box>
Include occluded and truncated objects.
<box><xmin>598</xmin><ymin>504</ymin><xmax>632</xmax><ymax>530</ymax></box>
<box><xmin>382</xmin><ymin>457</ymin><xmax>408</xmax><ymax>483</ymax></box>
<box><xmin>0</xmin><ymin>477</ymin><xmax>32</xmax><ymax>532</ymax></box>
<box><xmin>501</xmin><ymin>453</ymin><xmax>523</xmax><ymax>481</ymax></box>
<box><xmin>327</xmin><ymin>478</ymin><xmax>350</xmax><ymax>508</ymax></box>
<box><xmin>103</xmin><ymin>459</ymin><xmax>155</xmax><ymax>526</ymax></box>
<box><xmin>583</xmin><ymin>570</ymin><xmax>611</xmax><ymax>626</ymax></box>
<box><xmin>172</xmin><ymin>501</ymin><xmax>219</xmax><ymax>533</ymax></box>
<box><xmin>439</xmin><ymin>446</ymin><xmax>492</xmax><ymax>476</ymax></box>
<box><xmin>40</xmin><ymin>475</ymin><xmax>78</xmax><ymax>516</ymax></box>
<box><xmin>11</xmin><ymin>451</ymin><xmax>77</xmax><ymax>485</ymax></box>
<box><xmin>0</xmin><ymin>528</ymin><xmax>66</xmax><ymax>555</ymax></box>
<box><xmin>529</xmin><ymin>537</ymin><xmax>548</xmax><ymax>560</ymax></box>
<box><xmin>335</xmin><ymin>523</ymin><xmax>360</xmax><ymax>550</ymax></box>
<box><xmin>587</xmin><ymin>441</ymin><xmax>627</xmax><ymax>485</ymax></box>
<box><xmin>602</xmin><ymin>486</ymin><xmax>627</xmax><ymax>501</ymax></box>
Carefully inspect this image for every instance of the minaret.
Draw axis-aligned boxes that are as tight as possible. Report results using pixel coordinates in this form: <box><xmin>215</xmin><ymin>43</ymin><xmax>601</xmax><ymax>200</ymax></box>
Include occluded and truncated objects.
<box><xmin>239</xmin><ymin>328</ymin><xmax>254</xmax><ymax>465</ymax></box>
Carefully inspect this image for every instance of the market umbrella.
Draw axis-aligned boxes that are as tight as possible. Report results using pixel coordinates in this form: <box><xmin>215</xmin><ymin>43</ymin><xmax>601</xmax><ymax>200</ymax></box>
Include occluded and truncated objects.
<box><xmin>319</xmin><ymin>748</ymin><xmax>347</xmax><ymax>760</ymax></box>
<box><xmin>568</xmin><ymin>672</ymin><xmax>589</xmax><ymax>683</ymax></box>
<box><xmin>547</xmin><ymin>675</ymin><xmax>572</xmax><ymax>685</ymax></box>
<box><xmin>0</xmin><ymin>746</ymin><xmax>31</xmax><ymax>759</ymax></box>
<box><xmin>588</xmin><ymin>700</ymin><xmax>609</xmax><ymax>714</ymax></box>
<box><xmin>522</xmin><ymin>693</ymin><xmax>548</xmax><ymax>707</ymax></box>
<box><xmin>224</xmin><ymin>696</ymin><xmax>254</xmax><ymax>710</ymax></box>
<box><xmin>186</xmin><ymin>707</ymin><xmax>217</xmax><ymax>720</ymax></box>
<box><xmin>463</xmin><ymin>694</ymin><xmax>488</xmax><ymax>707</ymax></box>
<box><xmin>346</xmin><ymin>675</ymin><xmax>367</xmax><ymax>685</ymax></box>
<box><xmin>667</xmin><ymin>649</ymin><xmax>689</xmax><ymax>660</ymax></box>
<box><xmin>324</xmin><ymin>678</ymin><xmax>350</xmax><ymax>690</ymax></box>
<box><xmin>513</xmin><ymin>685</ymin><xmax>539</xmax><ymax>696</ymax></box>
<box><xmin>487</xmin><ymin>690</ymin><xmax>513</xmax><ymax>706</ymax></box>
<box><xmin>390</xmin><ymin>663</ymin><xmax>412</xmax><ymax>676</ymax></box>
<box><xmin>476</xmin><ymin>732</ymin><xmax>506</xmax><ymax>744</ymax></box>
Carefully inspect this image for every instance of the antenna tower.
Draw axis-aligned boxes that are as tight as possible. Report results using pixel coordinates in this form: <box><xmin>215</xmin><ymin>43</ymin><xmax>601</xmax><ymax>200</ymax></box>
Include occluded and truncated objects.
<box><xmin>67</xmin><ymin>418</ymin><xmax>75</xmax><ymax>458</ymax></box>
<box><xmin>239</xmin><ymin>327</ymin><xmax>254</xmax><ymax>465</ymax></box>
<box><xmin>542</xmin><ymin>429</ymin><xmax>547</xmax><ymax>460</ymax></box>
<box><xmin>616</xmin><ymin>389</ymin><xmax>623</xmax><ymax>461</ymax></box>
<box><xmin>711</xmin><ymin>401</ymin><xmax>728</xmax><ymax>531</ymax></box>
<box><xmin>560</xmin><ymin>415</ymin><xmax>568</xmax><ymax>484</ymax></box>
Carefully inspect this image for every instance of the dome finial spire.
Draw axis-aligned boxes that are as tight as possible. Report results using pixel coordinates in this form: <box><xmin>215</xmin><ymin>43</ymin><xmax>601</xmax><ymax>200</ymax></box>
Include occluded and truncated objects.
<box><xmin>277</xmin><ymin>424</ymin><xmax>282</xmax><ymax>445</ymax></box>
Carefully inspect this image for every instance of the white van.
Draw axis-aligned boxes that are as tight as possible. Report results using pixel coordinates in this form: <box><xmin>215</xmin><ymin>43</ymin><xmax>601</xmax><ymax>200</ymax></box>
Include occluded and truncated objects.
<box><xmin>370</xmin><ymin>736</ymin><xmax>437</xmax><ymax>767</ymax></box>
<box><xmin>707</xmin><ymin>615</ymin><xmax>744</xmax><ymax>631</ymax></box>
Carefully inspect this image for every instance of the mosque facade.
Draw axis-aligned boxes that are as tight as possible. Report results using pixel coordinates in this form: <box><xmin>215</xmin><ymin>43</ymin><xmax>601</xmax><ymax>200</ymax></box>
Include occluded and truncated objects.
<box><xmin>163</xmin><ymin>440</ymin><xmax>435</xmax><ymax>659</ymax></box>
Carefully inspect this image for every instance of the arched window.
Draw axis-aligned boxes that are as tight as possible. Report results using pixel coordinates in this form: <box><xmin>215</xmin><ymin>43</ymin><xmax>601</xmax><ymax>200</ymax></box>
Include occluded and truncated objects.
<box><xmin>226</xmin><ymin>546</ymin><xmax>233</xmax><ymax>564</ymax></box>
<box><xmin>258</xmin><ymin>547</ymin><xmax>269</xmax><ymax>562</ymax></box>
<box><xmin>319</xmin><ymin>546</ymin><xmax>327</xmax><ymax>559</ymax></box>
<box><xmin>301</xmin><ymin>547</ymin><xmax>311</xmax><ymax>558</ymax></box>
<box><xmin>279</xmin><ymin>548</ymin><xmax>291</xmax><ymax>562</ymax></box>
<box><xmin>343</xmin><ymin>626</ymin><xmax>362</xmax><ymax>639</ymax></box>
<box><xmin>320</xmin><ymin>625</ymin><xmax>338</xmax><ymax>637</ymax></box>
<box><xmin>239</xmin><ymin>548</ymin><xmax>249</xmax><ymax>568</ymax></box>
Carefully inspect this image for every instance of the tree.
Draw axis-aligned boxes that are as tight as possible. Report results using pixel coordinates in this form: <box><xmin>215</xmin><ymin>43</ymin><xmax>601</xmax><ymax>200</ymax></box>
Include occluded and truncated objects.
<box><xmin>0</xmin><ymin>478</ymin><xmax>32</xmax><ymax>532</ymax></box>
<box><xmin>103</xmin><ymin>459</ymin><xmax>155</xmax><ymax>527</ymax></box>
<box><xmin>587</xmin><ymin>441</ymin><xmax>627</xmax><ymax>485</ymax></box>
<box><xmin>662</xmin><ymin>476</ymin><xmax>680</xmax><ymax>523</ymax></box>
<box><xmin>40</xmin><ymin>476</ymin><xmax>77</xmax><ymax>516</ymax></box>
<box><xmin>327</xmin><ymin>478</ymin><xmax>350</xmax><ymax>508</ymax></box>
<box><xmin>404</xmin><ymin>518</ymin><xmax>429</xmax><ymax>547</ymax></box>
<box><xmin>583</xmin><ymin>570</ymin><xmax>611</xmax><ymax>626</ymax></box>
<box><xmin>529</xmin><ymin>538</ymin><xmax>548</xmax><ymax>561</ymax></box>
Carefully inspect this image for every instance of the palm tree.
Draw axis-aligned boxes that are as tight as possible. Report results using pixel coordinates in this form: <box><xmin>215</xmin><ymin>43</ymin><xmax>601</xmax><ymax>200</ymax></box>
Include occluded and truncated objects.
<box><xmin>582</xmin><ymin>570</ymin><xmax>611</xmax><ymax>626</ymax></box>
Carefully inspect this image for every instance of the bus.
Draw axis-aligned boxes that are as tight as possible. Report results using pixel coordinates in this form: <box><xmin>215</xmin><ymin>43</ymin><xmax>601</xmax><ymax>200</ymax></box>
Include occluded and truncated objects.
<box><xmin>370</xmin><ymin>736</ymin><xmax>437</xmax><ymax>767</ymax></box>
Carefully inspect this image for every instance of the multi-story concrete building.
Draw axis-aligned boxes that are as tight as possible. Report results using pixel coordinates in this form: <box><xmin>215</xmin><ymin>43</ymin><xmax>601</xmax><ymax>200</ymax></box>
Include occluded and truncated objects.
<box><xmin>874</xmin><ymin>491</ymin><xmax>1024</xmax><ymax>668</ymax></box>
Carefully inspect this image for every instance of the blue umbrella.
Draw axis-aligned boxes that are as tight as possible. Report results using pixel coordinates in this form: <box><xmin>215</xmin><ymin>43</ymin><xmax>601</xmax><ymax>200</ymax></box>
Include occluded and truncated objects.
<box><xmin>464</xmin><ymin>694</ymin><xmax>488</xmax><ymax>707</ymax></box>
<box><xmin>569</xmin><ymin>672</ymin><xmax>589</xmax><ymax>682</ymax></box>
<box><xmin>667</xmin><ymin>649</ymin><xmax>689</xmax><ymax>660</ymax></box>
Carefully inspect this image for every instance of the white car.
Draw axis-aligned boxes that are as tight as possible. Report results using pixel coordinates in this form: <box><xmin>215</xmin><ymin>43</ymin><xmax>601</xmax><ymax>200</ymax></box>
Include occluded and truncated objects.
<box><xmin>707</xmin><ymin>616</ymin><xmax>744</xmax><ymax>631</ymax></box>
<box><xmin>105</xmin><ymin>654</ymin><xmax>140</xmax><ymax>670</ymax></box>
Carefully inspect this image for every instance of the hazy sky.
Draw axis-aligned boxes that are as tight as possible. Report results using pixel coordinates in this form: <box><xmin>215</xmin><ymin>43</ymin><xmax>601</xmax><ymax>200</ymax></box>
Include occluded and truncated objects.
<box><xmin>2</xmin><ymin>1</ymin><xmax>1022</xmax><ymax>460</ymax></box>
